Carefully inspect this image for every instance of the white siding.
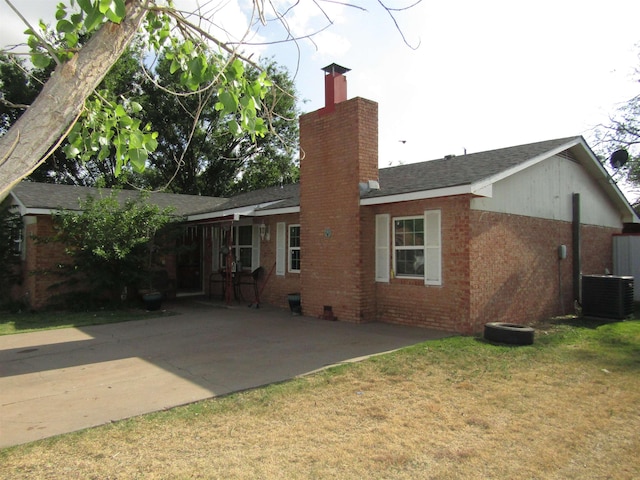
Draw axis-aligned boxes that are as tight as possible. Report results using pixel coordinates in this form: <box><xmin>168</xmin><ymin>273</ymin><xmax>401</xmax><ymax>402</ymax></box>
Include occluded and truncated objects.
<box><xmin>613</xmin><ymin>235</ymin><xmax>640</xmax><ymax>301</ymax></box>
<box><xmin>471</xmin><ymin>155</ymin><xmax>623</xmax><ymax>228</ymax></box>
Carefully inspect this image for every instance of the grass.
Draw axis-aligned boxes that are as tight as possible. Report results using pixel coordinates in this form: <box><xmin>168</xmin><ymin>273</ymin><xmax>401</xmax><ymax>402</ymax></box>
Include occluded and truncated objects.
<box><xmin>0</xmin><ymin>313</ymin><xmax>638</xmax><ymax>479</ymax></box>
<box><xmin>0</xmin><ymin>308</ymin><xmax>174</xmax><ymax>335</ymax></box>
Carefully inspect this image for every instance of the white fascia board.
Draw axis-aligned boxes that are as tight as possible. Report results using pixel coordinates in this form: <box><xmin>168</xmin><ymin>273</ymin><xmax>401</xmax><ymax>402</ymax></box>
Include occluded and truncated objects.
<box><xmin>187</xmin><ymin>200</ymin><xmax>296</xmax><ymax>222</ymax></box>
<box><xmin>8</xmin><ymin>191</ymin><xmax>28</xmax><ymax>216</ymax></box>
<box><xmin>188</xmin><ymin>206</ymin><xmax>255</xmax><ymax>222</ymax></box>
<box><xmin>471</xmin><ymin>183</ymin><xmax>493</xmax><ymax>197</ymax></box>
<box><xmin>20</xmin><ymin>207</ymin><xmax>74</xmax><ymax>216</ymax></box>
<box><xmin>24</xmin><ymin>208</ymin><xmax>57</xmax><ymax>215</ymax></box>
<box><xmin>575</xmin><ymin>140</ymin><xmax>639</xmax><ymax>223</ymax></box>
<box><xmin>253</xmin><ymin>206</ymin><xmax>300</xmax><ymax>216</ymax></box>
<box><xmin>360</xmin><ymin>184</ymin><xmax>474</xmax><ymax>206</ymax></box>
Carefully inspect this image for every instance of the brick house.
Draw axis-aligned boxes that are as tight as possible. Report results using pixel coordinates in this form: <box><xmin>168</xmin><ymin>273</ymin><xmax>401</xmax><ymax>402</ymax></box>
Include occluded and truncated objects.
<box><xmin>7</xmin><ymin>65</ymin><xmax>637</xmax><ymax>333</ymax></box>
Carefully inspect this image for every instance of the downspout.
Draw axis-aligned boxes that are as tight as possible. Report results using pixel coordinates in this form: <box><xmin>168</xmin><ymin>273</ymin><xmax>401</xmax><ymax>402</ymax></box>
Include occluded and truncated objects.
<box><xmin>572</xmin><ymin>193</ymin><xmax>581</xmax><ymax>306</ymax></box>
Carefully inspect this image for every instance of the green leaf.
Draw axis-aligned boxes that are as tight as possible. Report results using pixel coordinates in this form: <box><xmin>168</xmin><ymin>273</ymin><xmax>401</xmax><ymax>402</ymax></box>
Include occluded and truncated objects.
<box><xmin>98</xmin><ymin>0</ymin><xmax>114</xmax><ymax>14</ymax></box>
<box><xmin>56</xmin><ymin>19</ymin><xmax>75</xmax><ymax>33</ymax></box>
<box><xmin>76</xmin><ymin>0</ymin><xmax>94</xmax><ymax>14</ymax></box>
<box><xmin>227</xmin><ymin>119</ymin><xmax>241</xmax><ymax>136</ymax></box>
<box><xmin>65</xmin><ymin>32</ymin><xmax>79</xmax><ymax>48</ymax></box>
<box><xmin>130</xmin><ymin>101</ymin><xmax>143</xmax><ymax>113</ymax></box>
<box><xmin>32</xmin><ymin>53</ymin><xmax>51</xmax><ymax>69</ymax></box>
<box><xmin>27</xmin><ymin>34</ymin><xmax>40</xmax><ymax>50</ymax></box>
<box><xmin>218</xmin><ymin>91</ymin><xmax>238</xmax><ymax>114</ymax></box>
<box><xmin>84</xmin><ymin>7</ymin><xmax>103</xmax><ymax>31</ymax></box>
<box><xmin>55</xmin><ymin>5</ymin><xmax>67</xmax><ymax>21</ymax></box>
<box><xmin>113</xmin><ymin>0</ymin><xmax>126</xmax><ymax>19</ymax></box>
<box><xmin>144</xmin><ymin>136</ymin><xmax>158</xmax><ymax>152</ymax></box>
<box><xmin>64</xmin><ymin>144</ymin><xmax>81</xmax><ymax>159</ymax></box>
<box><xmin>115</xmin><ymin>105</ymin><xmax>127</xmax><ymax>117</ymax></box>
<box><xmin>129</xmin><ymin>130</ymin><xmax>144</xmax><ymax>149</ymax></box>
<box><xmin>128</xmin><ymin>148</ymin><xmax>147</xmax><ymax>172</ymax></box>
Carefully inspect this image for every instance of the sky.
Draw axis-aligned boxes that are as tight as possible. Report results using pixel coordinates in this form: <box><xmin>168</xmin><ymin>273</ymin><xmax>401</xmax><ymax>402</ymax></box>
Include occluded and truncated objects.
<box><xmin>1</xmin><ymin>0</ymin><xmax>639</xmax><ymax>170</ymax></box>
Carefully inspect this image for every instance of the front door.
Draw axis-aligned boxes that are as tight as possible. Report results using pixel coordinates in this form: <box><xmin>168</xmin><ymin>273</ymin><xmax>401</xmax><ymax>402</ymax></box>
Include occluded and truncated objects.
<box><xmin>177</xmin><ymin>225</ymin><xmax>203</xmax><ymax>293</ymax></box>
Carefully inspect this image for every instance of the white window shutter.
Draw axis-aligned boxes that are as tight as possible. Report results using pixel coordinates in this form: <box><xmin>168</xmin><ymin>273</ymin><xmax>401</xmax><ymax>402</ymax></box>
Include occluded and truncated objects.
<box><xmin>424</xmin><ymin>210</ymin><xmax>441</xmax><ymax>285</ymax></box>
<box><xmin>276</xmin><ymin>222</ymin><xmax>286</xmax><ymax>276</ymax></box>
<box><xmin>375</xmin><ymin>214</ymin><xmax>390</xmax><ymax>282</ymax></box>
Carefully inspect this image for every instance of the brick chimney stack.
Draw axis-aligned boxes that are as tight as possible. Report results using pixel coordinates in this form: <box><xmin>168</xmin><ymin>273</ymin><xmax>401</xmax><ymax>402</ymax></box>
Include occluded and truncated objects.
<box><xmin>322</xmin><ymin>63</ymin><xmax>350</xmax><ymax>114</ymax></box>
<box><xmin>299</xmin><ymin>64</ymin><xmax>379</xmax><ymax>323</ymax></box>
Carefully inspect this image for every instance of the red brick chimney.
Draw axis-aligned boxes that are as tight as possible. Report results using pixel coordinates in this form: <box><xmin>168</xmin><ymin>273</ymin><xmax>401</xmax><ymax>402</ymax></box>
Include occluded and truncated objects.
<box><xmin>322</xmin><ymin>63</ymin><xmax>350</xmax><ymax>114</ymax></box>
<box><xmin>299</xmin><ymin>64</ymin><xmax>379</xmax><ymax>323</ymax></box>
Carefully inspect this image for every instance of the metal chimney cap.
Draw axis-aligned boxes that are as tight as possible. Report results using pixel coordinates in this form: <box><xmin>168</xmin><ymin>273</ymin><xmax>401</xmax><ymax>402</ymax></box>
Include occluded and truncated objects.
<box><xmin>322</xmin><ymin>63</ymin><xmax>351</xmax><ymax>75</ymax></box>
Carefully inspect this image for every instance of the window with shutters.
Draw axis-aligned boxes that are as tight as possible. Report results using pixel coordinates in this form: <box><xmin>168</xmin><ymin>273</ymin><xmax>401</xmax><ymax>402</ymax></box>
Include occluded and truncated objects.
<box><xmin>376</xmin><ymin>210</ymin><xmax>441</xmax><ymax>285</ymax></box>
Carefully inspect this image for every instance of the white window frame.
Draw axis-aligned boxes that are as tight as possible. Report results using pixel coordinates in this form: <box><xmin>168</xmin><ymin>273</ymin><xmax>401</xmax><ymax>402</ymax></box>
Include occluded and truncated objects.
<box><xmin>234</xmin><ymin>224</ymin><xmax>254</xmax><ymax>271</ymax></box>
<box><xmin>390</xmin><ymin>210</ymin><xmax>441</xmax><ymax>285</ymax></box>
<box><xmin>393</xmin><ymin>215</ymin><xmax>425</xmax><ymax>280</ymax></box>
<box><xmin>288</xmin><ymin>224</ymin><xmax>301</xmax><ymax>273</ymax></box>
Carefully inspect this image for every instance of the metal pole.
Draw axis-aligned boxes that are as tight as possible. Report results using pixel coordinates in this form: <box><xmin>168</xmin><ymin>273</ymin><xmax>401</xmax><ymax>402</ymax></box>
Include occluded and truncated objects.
<box><xmin>572</xmin><ymin>193</ymin><xmax>581</xmax><ymax>304</ymax></box>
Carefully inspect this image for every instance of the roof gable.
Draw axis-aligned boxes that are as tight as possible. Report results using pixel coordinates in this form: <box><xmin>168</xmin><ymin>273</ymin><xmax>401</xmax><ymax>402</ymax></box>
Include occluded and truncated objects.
<box><xmin>365</xmin><ymin>137</ymin><xmax>580</xmax><ymax>199</ymax></box>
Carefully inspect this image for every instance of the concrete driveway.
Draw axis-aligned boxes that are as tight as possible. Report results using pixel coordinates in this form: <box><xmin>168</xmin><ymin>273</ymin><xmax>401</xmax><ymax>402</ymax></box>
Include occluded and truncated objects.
<box><xmin>0</xmin><ymin>299</ymin><xmax>451</xmax><ymax>448</ymax></box>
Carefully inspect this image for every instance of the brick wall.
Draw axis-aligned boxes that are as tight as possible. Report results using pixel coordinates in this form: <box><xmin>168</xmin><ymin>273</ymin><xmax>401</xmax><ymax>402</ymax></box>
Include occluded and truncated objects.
<box><xmin>360</xmin><ymin>199</ymin><xmax>621</xmax><ymax>334</ymax></box>
<box><xmin>18</xmin><ymin>214</ymin><xmax>181</xmax><ymax>310</ymax></box>
<box><xmin>370</xmin><ymin>196</ymin><xmax>472</xmax><ymax>331</ymax></box>
<box><xmin>582</xmin><ymin>224</ymin><xmax>616</xmax><ymax>275</ymax></box>
<box><xmin>19</xmin><ymin>215</ymin><xmax>75</xmax><ymax>309</ymax></box>
<box><xmin>468</xmin><ymin>211</ymin><xmax>620</xmax><ymax>334</ymax></box>
<box><xmin>299</xmin><ymin>97</ymin><xmax>378</xmax><ymax>322</ymax></box>
<box><xmin>252</xmin><ymin>213</ymin><xmax>302</xmax><ymax>309</ymax></box>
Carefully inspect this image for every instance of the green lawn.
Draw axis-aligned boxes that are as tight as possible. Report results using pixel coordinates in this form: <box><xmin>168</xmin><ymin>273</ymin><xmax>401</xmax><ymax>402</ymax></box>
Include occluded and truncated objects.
<box><xmin>0</xmin><ymin>308</ymin><xmax>173</xmax><ymax>335</ymax></box>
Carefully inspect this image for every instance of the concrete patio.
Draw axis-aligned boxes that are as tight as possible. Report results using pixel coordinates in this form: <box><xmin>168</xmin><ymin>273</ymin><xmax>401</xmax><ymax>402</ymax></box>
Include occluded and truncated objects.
<box><xmin>0</xmin><ymin>298</ymin><xmax>452</xmax><ymax>448</ymax></box>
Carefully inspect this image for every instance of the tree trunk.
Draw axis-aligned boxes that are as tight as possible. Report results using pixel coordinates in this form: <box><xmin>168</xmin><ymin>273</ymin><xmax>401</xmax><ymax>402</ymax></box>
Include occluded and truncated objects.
<box><xmin>0</xmin><ymin>0</ymin><xmax>148</xmax><ymax>201</ymax></box>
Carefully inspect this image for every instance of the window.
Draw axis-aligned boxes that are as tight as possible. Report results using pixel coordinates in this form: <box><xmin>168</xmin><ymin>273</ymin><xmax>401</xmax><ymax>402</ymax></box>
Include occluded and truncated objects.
<box><xmin>219</xmin><ymin>225</ymin><xmax>254</xmax><ymax>271</ymax></box>
<box><xmin>377</xmin><ymin>210</ymin><xmax>441</xmax><ymax>285</ymax></box>
<box><xmin>394</xmin><ymin>217</ymin><xmax>424</xmax><ymax>277</ymax></box>
<box><xmin>236</xmin><ymin>225</ymin><xmax>253</xmax><ymax>269</ymax></box>
<box><xmin>289</xmin><ymin>224</ymin><xmax>301</xmax><ymax>272</ymax></box>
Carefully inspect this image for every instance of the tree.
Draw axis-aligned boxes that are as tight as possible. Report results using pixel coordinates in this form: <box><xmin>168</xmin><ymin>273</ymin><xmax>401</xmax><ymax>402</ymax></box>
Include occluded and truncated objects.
<box><xmin>0</xmin><ymin>51</ymin><xmax>141</xmax><ymax>185</ymax></box>
<box><xmin>0</xmin><ymin>202</ymin><xmax>22</xmax><ymax>308</ymax></box>
<box><xmin>121</xmin><ymin>56</ymin><xmax>299</xmax><ymax>196</ymax></box>
<box><xmin>0</xmin><ymin>1</ymin><xmax>271</xmax><ymax>200</ymax></box>
<box><xmin>47</xmin><ymin>190</ymin><xmax>176</xmax><ymax>306</ymax></box>
<box><xmin>593</xmin><ymin>54</ymin><xmax>640</xmax><ymax>203</ymax></box>
<box><xmin>0</xmin><ymin>1</ymin><xmax>419</xmax><ymax>201</ymax></box>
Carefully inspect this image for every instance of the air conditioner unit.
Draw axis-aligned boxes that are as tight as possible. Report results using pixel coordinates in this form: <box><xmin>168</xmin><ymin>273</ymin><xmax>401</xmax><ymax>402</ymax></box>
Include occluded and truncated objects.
<box><xmin>581</xmin><ymin>275</ymin><xmax>634</xmax><ymax>319</ymax></box>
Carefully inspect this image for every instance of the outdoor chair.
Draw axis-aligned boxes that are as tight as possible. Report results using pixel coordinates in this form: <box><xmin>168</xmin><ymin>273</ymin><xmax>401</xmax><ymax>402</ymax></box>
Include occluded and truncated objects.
<box><xmin>235</xmin><ymin>266</ymin><xmax>264</xmax><ymax>303</ymax></box>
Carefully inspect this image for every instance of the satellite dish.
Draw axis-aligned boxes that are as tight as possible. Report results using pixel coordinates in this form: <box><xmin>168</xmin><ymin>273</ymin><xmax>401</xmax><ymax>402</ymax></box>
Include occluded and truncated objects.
<box><xmin>609</xmin><ymin>149</ymin><xmax>629</xmax><ymax>169</ymax></box>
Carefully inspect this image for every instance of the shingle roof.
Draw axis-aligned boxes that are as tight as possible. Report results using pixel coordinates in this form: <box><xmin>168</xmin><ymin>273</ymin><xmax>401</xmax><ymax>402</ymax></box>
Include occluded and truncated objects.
<box><xmin>207</xmin><ymin>136</ymin><xmax>581</xmax><ymax>209</ymax></box>
<box><xmin>10</xmin><ymin>182</ymin><xmax>226</xmax><ymax>217</ymax></box>
<box><xmin>365</xmin><ymin>136</ymin><xmax>579</xmax><ymax>199</ymax></box>
<box><xmin>10</xmin><ymin>137</ymin><xmax>583</xmax><ymax>216</ymax></box>
<box><xmin>206</xmin><ymin>183</ymin><xmax>300</xmax><ymax>213</ymax></box>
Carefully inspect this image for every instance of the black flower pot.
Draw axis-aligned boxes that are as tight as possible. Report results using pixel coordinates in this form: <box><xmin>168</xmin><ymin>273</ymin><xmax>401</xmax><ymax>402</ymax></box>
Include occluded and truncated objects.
<box><xmin>287</xmin><ymin>293</ymin><xmax>301</xmax><ymax>315</ymax></box>
<box><xmin>143</xmin><ymin>292</ymin><xmax>163</xmax><ymax>311</ymax></box>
